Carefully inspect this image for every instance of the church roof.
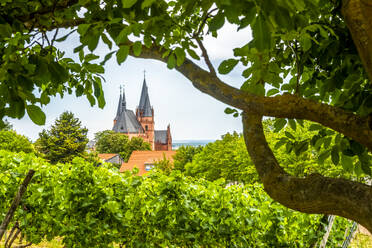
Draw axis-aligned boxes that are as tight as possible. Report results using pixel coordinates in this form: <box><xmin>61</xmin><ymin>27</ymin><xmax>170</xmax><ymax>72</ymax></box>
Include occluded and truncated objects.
<box><xmin>155</xmin><ymin>130</ymin><xmax>168</xmax><ymax>144</ymax></box>
<box><xmin>113</xmin><ymin>89</ymin><xmax>144</xmax><ymax>133</ymax></box>
<box><xmin>138</xmin><ymin>79</ymin><xmax>153</xmax><ymax>117</ymax></box>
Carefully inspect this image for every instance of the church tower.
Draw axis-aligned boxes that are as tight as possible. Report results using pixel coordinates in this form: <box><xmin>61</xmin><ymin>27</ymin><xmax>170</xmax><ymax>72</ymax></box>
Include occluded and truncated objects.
<box><xmin>136</xmin><ymin>78</ymin><xmax>155</xmax><ymax>149</ymax></box>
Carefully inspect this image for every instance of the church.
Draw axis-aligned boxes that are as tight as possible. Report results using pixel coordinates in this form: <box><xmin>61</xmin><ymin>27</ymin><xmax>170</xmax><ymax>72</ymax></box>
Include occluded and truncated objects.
<box><xmin>112</xmin><ymin>78</ymin><xmax>172</xmax><ymax>151</ymax></box>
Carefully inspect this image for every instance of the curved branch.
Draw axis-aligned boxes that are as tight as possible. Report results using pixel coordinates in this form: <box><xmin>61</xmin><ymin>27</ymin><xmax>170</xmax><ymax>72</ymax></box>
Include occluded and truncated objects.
<box><xmin>241</xmin><ymin>112</ymin><xmax>372</xmax><ymax>233</ymax></box>
<box><xmin>342</xmin><ymin>0</ymin><xmax>372</xmax><ymax>82</ymax></box>
<box><xmin>132</xmin><ymin>44</ymin><xmax>372</xmax><ymax>151</ymax></box>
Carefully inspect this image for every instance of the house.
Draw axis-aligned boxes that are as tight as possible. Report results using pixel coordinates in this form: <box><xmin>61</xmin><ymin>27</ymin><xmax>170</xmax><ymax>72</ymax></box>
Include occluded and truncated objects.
<box><xmin>113</xmin><ymin>77</ymin><xmax>172</xmax><ymax>151</ymax></box>
<box><xmin>98</xmin><ymin>153</ymin><xmax>122</xmax><ymax>164</ymax></box>
<box><xmin>120</xmin><ymin>150</ymin><xmax>177</xmax><ymax>175</ymax></box>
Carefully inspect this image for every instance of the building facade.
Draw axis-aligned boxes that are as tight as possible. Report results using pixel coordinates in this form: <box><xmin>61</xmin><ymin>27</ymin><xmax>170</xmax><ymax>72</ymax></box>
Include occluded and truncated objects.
<box><xmin>112</xmin><ymin>78</ymin><xmax>172</xmax><ymax>151</ymax></box>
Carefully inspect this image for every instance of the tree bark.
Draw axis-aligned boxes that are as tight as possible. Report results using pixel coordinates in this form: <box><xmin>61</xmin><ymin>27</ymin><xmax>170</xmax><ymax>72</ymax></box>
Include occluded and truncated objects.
<box><xmin>0</xmin><ymin>170</ymin><xmax>35</xmax><ymax>241</ymax></box>
<box><xmin>241</xmin><ymin>112</ymin><xmax>372</xmax><ymax>233</ymax></box>
<box><xmin>342</xmin><ymin>0</ymin><xmax>372</xmax><ymax>82</ymax></box>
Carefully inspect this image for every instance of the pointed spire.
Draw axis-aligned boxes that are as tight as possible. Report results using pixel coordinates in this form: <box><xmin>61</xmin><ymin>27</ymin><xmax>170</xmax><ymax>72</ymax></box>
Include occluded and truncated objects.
<box><xmin>122</xmin><ymin>85</ymin><xmax>126</xmax><ymax>110</ymax></box>
<box><xmin>115</xmin><ymin>91</ymin><xmax>122</xmax><ymax>120</ymax></box>
<box><xmin>138</xmin><ymin>76</ymin><xmax>153</xmax><ymax>117</ymax></box>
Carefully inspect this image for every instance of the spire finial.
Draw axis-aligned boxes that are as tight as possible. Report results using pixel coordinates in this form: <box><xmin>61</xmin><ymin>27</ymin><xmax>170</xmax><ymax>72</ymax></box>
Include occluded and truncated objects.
<box><xmin>120</xmin><ymin>85</ymin><xmax>122</xmax><ymax>95</ymax></box>
<box><xmin>143</xmin><ymin>69</ymin><xmax>146</xmax><ymax>80</ymax></box>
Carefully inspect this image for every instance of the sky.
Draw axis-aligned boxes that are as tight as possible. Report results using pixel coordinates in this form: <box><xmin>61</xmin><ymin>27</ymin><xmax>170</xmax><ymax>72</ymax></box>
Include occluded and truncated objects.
<box><xmin>9</xmin><ymin>24</ymin><xmax>252</xmax><ymax>141</ymax></box>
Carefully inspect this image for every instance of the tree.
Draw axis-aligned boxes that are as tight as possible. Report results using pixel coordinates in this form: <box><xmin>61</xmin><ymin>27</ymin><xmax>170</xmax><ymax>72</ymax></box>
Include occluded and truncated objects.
<box><xmin>35</xmin><ymin>111</ymin><xmax>88</xmax><ymax>163</ymax></box>
<box><xmin>0</xmin><ymin>130</ymin><xmax>34</xmax><ymax>153</ymax></box>
<box><xmin>173</xmin><ymin>145</ymin><xmax>203</xmax><ymax>172</ymax></box>
<box><xmin>1</xmin><ymin>0</ymin><xmax>372</xmax><ymax>231</ymax></box>
<box><xmin>184</xmin><ymin>132</ymin><xmax>258</xmax><ymax>184</ymax></box>
<box><xmin>95</xmin><ymin>131</ymin><xmax>151</xmax><ymax>162</ymax></box>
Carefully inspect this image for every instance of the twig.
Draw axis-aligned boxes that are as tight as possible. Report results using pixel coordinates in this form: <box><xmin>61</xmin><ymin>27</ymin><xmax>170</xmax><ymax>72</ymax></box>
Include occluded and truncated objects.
<box><xmin>194</xmin><ymin>8</ymin><xmax>218</xmax><ymax>37</ymax></box>
<box><xmin>51</xmin><ymin>28</ymin><xmax>59</xmax><ymax>47</ymax></box>
<box><xmin>0</xmin><ymin>170</ymin><xmax>35</xmax><ymax>241</ymax></box>
<box><xmin>195</xmin><ymin>38</ymin><xmax>216</xmax><ymax>76</ymax></box>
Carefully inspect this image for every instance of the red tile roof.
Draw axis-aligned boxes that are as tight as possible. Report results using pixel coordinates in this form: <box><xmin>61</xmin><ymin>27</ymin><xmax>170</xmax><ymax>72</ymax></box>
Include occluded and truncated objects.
<box><xmin>98</xmin><ymin>153</ymin><xmax>119</xmax><ymax>160</ymax></box>
<box><xmin>120</xmin><ymin>150</ymin><xmax>176</xmax><ymax>175</ymax></box>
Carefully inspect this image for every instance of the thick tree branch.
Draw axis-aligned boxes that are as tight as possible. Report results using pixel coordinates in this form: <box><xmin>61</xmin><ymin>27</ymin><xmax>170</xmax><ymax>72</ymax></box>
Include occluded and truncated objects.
<box><xmin>131</xmin><ymin>44</ymin><xmax>372</xmax><ymax>151</ymax></box>
<box><xmin>342</xmin><ymin>0</ymin><xmax>372</xmax><ymax>82</ymax></box>
<box><xmin>241</xmin><ymin>112</ymin><xmax>372</xmax><ymax>233</ymax></box>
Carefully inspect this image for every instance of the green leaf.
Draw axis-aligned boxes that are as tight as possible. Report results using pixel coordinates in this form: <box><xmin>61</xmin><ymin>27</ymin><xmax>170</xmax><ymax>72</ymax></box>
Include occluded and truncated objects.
<box><xmin>341</xmin><ymin>154</ymin><xmax>353</xmax><ymax>172</ymax></box>
<box><xmin>252</xmin><ymin>14</ymin><xmax>271</xmax><ymax>51</ymax></box>
<box><xmin>122</xmin><ymin>0</ymin><xmax>137</xmax><ymax>8</ymax></box>
<box><xmin>84</xmin><ymin>54</ymin><xmax>100</xmax><ymax>62</ymax></box>
<box><xmin>224</xmin><ymin>107</ymin><xmax>237</xmax><ymax>114</ymax></box>
<box><xmin>294</xmin><ymin>141</ymin><xmax>308</xmax><ymax>156</ymax></box>
<box><xmin>0</xmin><ymin>24</ymin><xmax>12</xmax><ymax>38</ymax></box>
<box><xmin>174</xmin><ymin>47</ymin><xmax>186</xmax><ymax>66</ymax></box>
<box><xmin>209</xmin><ymin>12</ymin><xmax>225</xmax><ymax>32</ymax></box>
<box><xmin>218</xmin><ymin>59</ymin><xmax>238</xmax><ymax>74</ymax></box>
<box><xmin>116</xmin><ymin>46</ymin><xmax>130</xmax><ymax>65</ymax></box>
<box><xmin>288</xmin><ymin>119</ymin><xmax>296</xmax><ymax>131</ymax></box>
<box><xmin>350</xmin><ymin>140</ymin><xmax>364</xmax><ymax>155</ymax></box>
<box><xmin>26</xmin><ymin>105</ymin><xmax>46</xmax><ymax>125</ymax></box>
<box><xmin>285</xmin><ymin>131</ymin><xmax>295</xmax><ymax>140</ymax></box>
<box><xmin>133</xmin><ymin>41</ymin><xmax>142</xmax><ymax>56</ymax></box>
<box><xmin>167</xmin><ymin>54</ymin><xmax>176</xmax><ymax>69</ymax></box>
<box><xmin>87</xmin><ymin>33</ymin><xmax>100</xmax><ymax>51</ymax></box>
<box><xmin>300</xmin><ymin>35</ymin><xmax>312</xmax><ymax>52</ymax></box>
<box><xmin>55</xmin><ymin>30</ymin><xmax>76</xmax><ymax>42</ymax></box>
<box><xmin>187</xmin><ymin>49</ymin><xmax>200</xmax><ymax>60</ymax></box>
<box><xmin>101</xmin><ymin>33</ymin><xmax>112</xmax><ymax>49</ymax></box>
<box><xmin>361</xmin><ymin>161</ymin><xmax>371</xmax><ymax>175</ymax></box>
<box><xmin>101</xmin><ymin>51</ymin><xmax>115</xmax><ymax>65</ymax></box>
<box><xmin>48</xmin><ymin>62</ymin><xmax>69</xmax><ymax>83</ymax></box>
<box><xmin>308</xmin><ymin>124</ymin><xmax>322</xmax><ymax>131</ymax></box>
<box><xmin>86</xmin><ymin>94</ymin><xmax>96</xmax><ymax>106</ymax></box>
<box><xmin>274</xmin><ymin>118</ymin><xmax>287</xmax><ymax>132</ymax></box>
<box><xmin>267</xmin><ymin>88</ymin><xmax>279</xmax><ymax>96</ymax></box>
<box><xmin>85</xmin><ymin>64</ymin><xmax>105</xmax><ymax>74</ymax></box>
<box><xmin>331</xmin><ymin>147</ymin><xmax>339</xmax><ymax>165</ymax></box>
<box><xmin>77</xmin><ymin>24</ymin><xmax>91</xmax><ymax>36</ymax></box>
<box><xmin>318</xmin><ymin>150</ymin><xmax>331</xmax><ymax>165</ymax></box>
<box><xmin>74</xmin><ymin>44</ymin><xmax>85</xmax><ymax>53</ymax></box>
<box><xmin>141</xmin><ymin>0</ymin><xmax>155</xmax><ymax>9</ymax></box>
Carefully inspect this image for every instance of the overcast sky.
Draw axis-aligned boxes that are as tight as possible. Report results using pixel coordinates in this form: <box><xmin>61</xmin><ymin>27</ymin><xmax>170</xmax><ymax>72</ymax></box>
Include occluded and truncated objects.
<box><xmin>9</xmin><ymin>24</ymin><xmax>252</xmax><ymax>141</ymax></box>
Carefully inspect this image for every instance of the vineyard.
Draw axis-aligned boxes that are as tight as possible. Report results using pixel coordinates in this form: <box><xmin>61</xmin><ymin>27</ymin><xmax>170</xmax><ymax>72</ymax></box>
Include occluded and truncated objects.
<box><xmin>0</xmin><ymin>150</ymin><xmax>350</xmax><ymax>247</ymax></box>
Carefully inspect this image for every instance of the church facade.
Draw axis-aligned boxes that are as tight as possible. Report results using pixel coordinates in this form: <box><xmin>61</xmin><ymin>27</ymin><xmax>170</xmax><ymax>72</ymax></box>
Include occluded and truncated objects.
<box><xmin>112</xmin><ymin>78</ymin><xmax>172</xmax><ymax>151</ymax></box>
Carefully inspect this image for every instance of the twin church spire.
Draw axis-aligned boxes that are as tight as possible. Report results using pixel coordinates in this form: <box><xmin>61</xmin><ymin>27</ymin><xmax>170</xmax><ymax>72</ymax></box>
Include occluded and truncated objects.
<box><xmin>115</xmin><ymin>77</ymin><xmax>153</xmax><ymax>120</ymax></box>
<box><xmin>112</xmin><ymin>73</ymin><xmax>172</xmax><ymax>151</ymax></box>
